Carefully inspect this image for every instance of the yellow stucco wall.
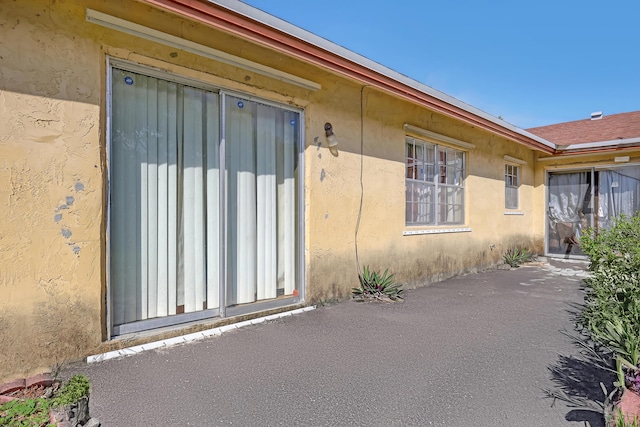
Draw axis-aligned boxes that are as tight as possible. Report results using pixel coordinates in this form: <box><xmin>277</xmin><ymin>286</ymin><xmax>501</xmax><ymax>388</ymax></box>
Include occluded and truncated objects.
<box><xmin>1</xmin><ymin>0</ymin><xmax>544</xmax><ymax>381</ymax></box>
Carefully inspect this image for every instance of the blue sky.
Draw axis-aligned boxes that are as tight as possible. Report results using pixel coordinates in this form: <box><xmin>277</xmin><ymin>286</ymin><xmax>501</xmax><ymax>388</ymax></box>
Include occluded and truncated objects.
<box><xmin>241</xmin><ymin>0</ymin><xmax>639</xmax><ymax>129</ymax></box>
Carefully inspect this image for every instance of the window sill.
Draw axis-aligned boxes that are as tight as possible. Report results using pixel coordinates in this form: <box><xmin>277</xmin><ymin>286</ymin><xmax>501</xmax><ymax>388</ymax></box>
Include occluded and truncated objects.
<box><xmin>403</xmin><ymin>227</ymin><xmax>471</xmax><ymax>236</ymax></box>
<box><xmin>504</xmin><ymin>211</ymin><xmax>524</xmax><ymax>216</ymax></box>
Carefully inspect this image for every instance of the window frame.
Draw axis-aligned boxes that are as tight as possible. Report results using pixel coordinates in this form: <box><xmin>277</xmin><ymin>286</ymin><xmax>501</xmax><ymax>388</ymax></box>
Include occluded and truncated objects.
<box><xmin>504</xmin><ymin>164</ymin><xmax>520</xmax><ymax>209</ymax></box>
<box><xmin>105</xmin><ymin>56</ymin><xmax>307</xmax><ymax>338</ymax></box>
<box><xmin>405</xmin><ymin>136</ymin><xmax>466</xmax><ymax>226</ymax></box>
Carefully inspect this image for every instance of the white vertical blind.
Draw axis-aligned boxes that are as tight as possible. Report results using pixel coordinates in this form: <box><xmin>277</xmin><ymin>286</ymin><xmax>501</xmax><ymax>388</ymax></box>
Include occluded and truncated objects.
<box><xmin>181</xmin><ymin>87</ymin><xmax>206</xmax><ymax>313</ymax></box>
<box><xmin>206</xmin><ymin>93</ymin><xmax>220</xmax><ymax>310</ymax></box>
<box><xmin>281</xmin><ymin>110</ymin><xmax>296</xmax><ymax>296</ymax></box>
<box><xmin>111</xmin><ymin>67</ymin><xmax>299</xmax><ymax>331</ymax></box>
<box><xmin>256</xmin><ymin>105</ymin><xmax>277</xmax><ymax>300</ymax></box>
<box><xmin>110</xmin><ymin>69</ymin><xmax>220</xmax><ymax>326</ymax></box>
<box><xmin>226</xmin><ymin>97</ymin><xmax>257</xmax><ymax>305</ymax></box>
<box><xmin>226</xmin><ymin>96</ymin><xmax>299</xmax><ymax>305</ymax></box>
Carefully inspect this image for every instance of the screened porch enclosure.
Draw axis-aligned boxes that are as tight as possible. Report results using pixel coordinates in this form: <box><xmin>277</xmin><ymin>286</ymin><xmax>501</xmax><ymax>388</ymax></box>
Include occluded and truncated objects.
<box><xmin>547</xmin><ymin>166</ymin><xmax>640</xmax><ymax>256</ymax></box>
<box><xmin>109</xmin><ymin>66</ymin><xmax>301</xmax><ymax>335</ymax></box>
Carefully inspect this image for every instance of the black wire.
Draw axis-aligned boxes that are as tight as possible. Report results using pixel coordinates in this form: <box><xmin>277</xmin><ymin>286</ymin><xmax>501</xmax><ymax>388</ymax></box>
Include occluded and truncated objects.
<box><xmin>355</xmin><ymin>85</ymin><xmax>369</xmax><ymax>277</ymax></box>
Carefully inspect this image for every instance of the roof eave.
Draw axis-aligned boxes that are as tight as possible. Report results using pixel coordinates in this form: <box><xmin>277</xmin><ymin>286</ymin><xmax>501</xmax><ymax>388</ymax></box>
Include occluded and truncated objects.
<box><xmin>140</xmin><ymin>0</ymin><xmax>556</xmax><ymax>154</ymax></box>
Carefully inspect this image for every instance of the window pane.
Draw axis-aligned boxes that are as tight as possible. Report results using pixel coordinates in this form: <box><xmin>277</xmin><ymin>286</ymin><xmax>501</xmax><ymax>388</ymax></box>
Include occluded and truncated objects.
<box><xmin>405</xmin><ymin>137</ymin><xmax>464</xmax><ymax>225</ymax></box>
<box><xmin>505</xmin><ymin>165</ymin><xmax>519</xmax><ymax>208</ymax></box>
<box><xmin>406</xmin><ymin>142</ymin><xmax>414</xmax><ymax>159</ymax></box>
<box><xmin>406</xmin><ymin>158</ymin><xmax>415</xmax><ymax>179</ymax></box>
<box><xmin>415</xmin><ymin>144</ymin><xmax>423</xmax><ymax>163</ymax></box>
<box><xmin>438</xmin><ymin>186</ymin><xmax>464</xmax><ymax>224</ymax></box>
<box><xmin>506</xmin><ymin>187</ymin><xmax>518</xmax><ymax>209</ymax></box>
<box><xmin>110</xmin><ymin>69</ymin><xmax>219</xmax><ymax>325</ymax></box>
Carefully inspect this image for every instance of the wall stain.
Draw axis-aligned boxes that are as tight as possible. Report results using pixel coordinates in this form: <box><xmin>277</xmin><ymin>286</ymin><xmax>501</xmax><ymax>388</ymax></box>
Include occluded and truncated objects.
<box><xmin>53</xmin><ymin>213</ymin><xmax>62</xmax><ymax>223</ymax></box>
<box><xmin>65</xmin><ymin>196</ymin><xmax>74</xmax><ymax>206</ymax></box>
<box><xmin>320</xmin><ymin>169</ymin><xmax>325</xmax><ymax>182</ymax></box>
<box><xmin>74</xmin><ymin>182</ymin><xmax>84</xmax><ymax>192</ymax></box>
<box><xmin>61</xmin><ymin>228</ymin><xmax>72</xmax><ymax>239</ymax></box>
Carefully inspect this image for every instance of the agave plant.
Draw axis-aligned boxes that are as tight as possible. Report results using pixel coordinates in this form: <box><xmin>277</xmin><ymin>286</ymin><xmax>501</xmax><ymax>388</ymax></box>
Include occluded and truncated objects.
<box><xmin>352</xmin><ymin>266</ymin><xmax>404</xmax><ymax>302</ymax></box>
<box><xmin>503</xmin><ymin>248</ymin><xmax>532</xmax><ymax>268</ymax></box>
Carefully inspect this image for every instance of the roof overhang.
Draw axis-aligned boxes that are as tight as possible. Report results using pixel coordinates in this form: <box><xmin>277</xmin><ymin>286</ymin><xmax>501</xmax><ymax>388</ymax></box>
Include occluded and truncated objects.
<box><xmin>538</xmin><ymin>138</ymin><xmax>640</xmax><ymax>162</ymax></box>
<box><xmin>554</xmin><ymin>136</ymin><xmax>640</xmax><ymax>155</ymax></box>
<box><xmin>136</xmin><ymin>0</ymin><xmax>556</xmax><ymax>154</ymax></box>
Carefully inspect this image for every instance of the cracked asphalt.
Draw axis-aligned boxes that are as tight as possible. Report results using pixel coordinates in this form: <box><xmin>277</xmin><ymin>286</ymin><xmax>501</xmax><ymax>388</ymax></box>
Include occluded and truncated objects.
<box><xmin>64</xmin><ymin>258</ymin><xmax>604</xmax><ymax>426</ymax></box>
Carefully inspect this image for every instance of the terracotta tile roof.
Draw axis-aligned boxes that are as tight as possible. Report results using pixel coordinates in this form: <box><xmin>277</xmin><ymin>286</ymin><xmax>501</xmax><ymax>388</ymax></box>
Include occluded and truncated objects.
<box><xmin>527</xmin><ymin>111</ymin><xmax>640</xmax><ymax>146</ymax></box>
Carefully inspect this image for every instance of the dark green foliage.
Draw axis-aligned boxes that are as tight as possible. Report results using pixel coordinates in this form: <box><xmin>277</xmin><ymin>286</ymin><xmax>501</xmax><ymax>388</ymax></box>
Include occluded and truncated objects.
<box><xmin>502</xmin><ymin>248</ymin><xmax>532</xmax><ymax>267</ymax></box>
<box><xmin>579</xmin><ymin>215</ymin><xmax>640</xmax><ymax>389</ymax></box>
<box><xmin>352</xmin><ymin>266</ymin><xmax>404</xmax><ymax>301</ymax></box>
<box><xmin>0</xmin><ymin>374</ymin><xmax>90</xmax><ymax>426</ymax></box>
<box><xmin>51</xmin><ymin>374</ymin><xmax>90</xmax><ymax>407</ymax></box>
<box><xmin>0</xmin><ymin>399</ymin><xmax>52</xmax><ymax>427</ymax></box>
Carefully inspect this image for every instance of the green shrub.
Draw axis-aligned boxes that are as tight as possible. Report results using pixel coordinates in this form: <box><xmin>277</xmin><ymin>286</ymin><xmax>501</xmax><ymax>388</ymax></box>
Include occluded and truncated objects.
<box><xmin>580</xmin><ymin>215</ymin><xmax>640</xmax><ymax>386</ymax></box>
<box><xmin>352</xmin><ymin>266</ymin><xmax>404</xmax><ymax>301</ymax></box>
<box><xmin>0</xmin><ymin>398</ymin><xmax>52</xmax><ymax>426</ymax></box>
<box><xmin>0</xmin><ymin>375</ymin><xmax>90</xmax><ymax>426</ymax></box>
<box><xmin>502</xmin><ymin>248</ymin><xmax>532</xmax><ymax>267</ymax></box>
<box><xmin>52</xmin><ymin>374</ymin><xmax>90</xmax><ymax>407</ymax></box>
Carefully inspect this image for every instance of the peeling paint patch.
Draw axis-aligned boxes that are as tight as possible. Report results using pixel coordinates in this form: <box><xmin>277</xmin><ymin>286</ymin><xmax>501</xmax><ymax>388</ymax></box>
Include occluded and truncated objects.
<box><xmin>72</xmin><ymin>246</ymin><xmax>80</xmax><ymax>255</ymax></box>
<box><xmin>53</xmin><ymin>214</ymin><xmax>62</xmax><ymax>223</ymax></box>
<box><xmin>56</xmin><ymin>204</ymin><xmax>68</xmax><ymax>212</ymax></box>
<box><xmin>325</xmin><ymin>212</ymin><xmax>329</xmax><ymax>219</ymax></box>
<box><xmin>320</xmin><ymin>169</ymin><xmax>326</xmax><ymax>182</ymax></box>
<box><xmin>74</xmin><ymin>182</ymin><xmax>84</xmax><ymax>192</ymax></box>
<box><xmin>61</xmin><ymin>228</ymin><xmax>72</xmax><ymax>239</ymax></box>
<box><xmin>318</xmin><ymin>153</ymin><xmax>322</xmax><ymax>159</ymax></box>
<box><xmin>65</xmin><ymin>196</ymin><xmax>74</xmax><ymax>206</ymax></box>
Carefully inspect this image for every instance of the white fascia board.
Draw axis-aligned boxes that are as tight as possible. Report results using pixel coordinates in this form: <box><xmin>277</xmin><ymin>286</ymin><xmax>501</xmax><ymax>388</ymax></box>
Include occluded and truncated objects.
<box><xmin>212</xmin><ymin>1</ymin><xmax>556</xmax><ymax>150</ymax></box>
<box><xmin>559</xmin><ymin>136</ymin><xmax>640</xmax><ymax>151</ymax></box>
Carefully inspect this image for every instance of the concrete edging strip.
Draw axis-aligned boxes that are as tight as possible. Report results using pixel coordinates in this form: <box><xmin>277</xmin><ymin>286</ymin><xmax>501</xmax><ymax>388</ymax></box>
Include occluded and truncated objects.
<box><xmin>87</xmin><ymin>306</ymin><xmax>316</xmax><ymax>364</ymax></box>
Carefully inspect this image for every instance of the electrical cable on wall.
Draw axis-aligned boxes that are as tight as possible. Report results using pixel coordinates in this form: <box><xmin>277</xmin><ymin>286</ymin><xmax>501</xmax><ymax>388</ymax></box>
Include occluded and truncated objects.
<box><xmin>355</xmin><ymin>85</ymin><xmax>369</xmax><ymax>277</ymax></box>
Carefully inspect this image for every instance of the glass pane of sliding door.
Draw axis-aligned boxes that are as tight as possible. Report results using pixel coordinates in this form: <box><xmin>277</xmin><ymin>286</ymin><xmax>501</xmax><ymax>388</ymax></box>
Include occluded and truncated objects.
<box><xmin>547</xmin><ymin>171</ymin><xmax>593</xmax><ymax>256</ymax></box>
<box><xmin>109</xmin><ymin>66</ymin><xmax>303</xmax><ymax>335</ymax></box>
<box><xmin>597</xmin><ymin>166</ymin><xmax>640</xmax><ymax>230</ymax></box>
<box><xmin>110</xmin><ymin>68</ymin><xmax>220</xmax><ymax>331</ymax></box>
<box><xmin>225</xmin><ymin>95</ymin><xmax>299</xmax><ymax>307</ymax></box>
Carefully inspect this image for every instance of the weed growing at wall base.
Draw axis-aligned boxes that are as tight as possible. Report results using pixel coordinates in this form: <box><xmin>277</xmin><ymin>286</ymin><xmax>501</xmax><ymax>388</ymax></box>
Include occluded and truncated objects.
<box><xmin>502</xmin><ymin>248</ymin><xmax>532</xmax><ymax>267</ymax></box>
<box><xmin>352</xmin><ymin>266</ymin><xmax>404</xmax><ymax>302</ymax></box>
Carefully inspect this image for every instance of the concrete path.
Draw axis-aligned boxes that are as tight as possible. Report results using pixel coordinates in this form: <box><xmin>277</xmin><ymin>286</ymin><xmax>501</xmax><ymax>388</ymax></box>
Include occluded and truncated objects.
<box><xmin>64</xmin><ymin>259</ymin><xmax>609</xmax><ymax>426</ymax></box>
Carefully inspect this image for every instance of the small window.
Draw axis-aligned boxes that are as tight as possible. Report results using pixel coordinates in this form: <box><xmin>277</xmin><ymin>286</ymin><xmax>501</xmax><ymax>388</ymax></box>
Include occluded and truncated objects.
<box><xmin>406</xmin><ymin>137</ymin><xmax>465</xmax><ymax>225</ymax></box>
<box><xmin>505</xmin><ymin>164</ymin><xmax>519</xmax><ymax>209</ymax></box>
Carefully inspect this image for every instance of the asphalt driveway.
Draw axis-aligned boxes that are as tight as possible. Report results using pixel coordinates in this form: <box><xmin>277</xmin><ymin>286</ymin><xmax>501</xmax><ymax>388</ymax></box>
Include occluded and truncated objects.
<box><xmin>64</xmin><ymin>259</ymin><xmax>608</xmax><ymax>426</ymax></box>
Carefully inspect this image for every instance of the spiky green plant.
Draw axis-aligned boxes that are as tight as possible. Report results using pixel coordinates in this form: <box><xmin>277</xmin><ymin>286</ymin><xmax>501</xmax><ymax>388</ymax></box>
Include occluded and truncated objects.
<box><xmin>352</xmin><ymin>266</ymin><xmax>404</xmax><ymax>302</ymax></box>
<box><xmin>502</xmin><ymin>248</ymin><xmax>532</xmax><ymax>267</ymax></box>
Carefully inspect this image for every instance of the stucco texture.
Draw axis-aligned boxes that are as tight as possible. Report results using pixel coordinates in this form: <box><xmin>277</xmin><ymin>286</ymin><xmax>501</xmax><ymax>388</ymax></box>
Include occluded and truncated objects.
<box><xmin>1</xmin><ymin>0</ymin><xmax>549</xmax><ymax>381</ymax></box>
<box><xmin>0</xmin><ymin>0</ymin><xmax>104</xmax><ymax>380</ymax></box>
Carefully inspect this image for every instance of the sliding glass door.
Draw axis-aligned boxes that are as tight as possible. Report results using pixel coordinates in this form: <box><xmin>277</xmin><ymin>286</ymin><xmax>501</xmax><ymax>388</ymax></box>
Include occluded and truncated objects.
<box><xmin>109</xmin><ymin>63</ymin><xmax>301</xmax><ymax>335</ymax></box>
<box><xmin>547</xmin><ymin>166</ymin><xmax>640</xmax><ymax>257</ymax></box>
<box><xmin>225</xmin><ymin>96</ymin><xmax>298</xmax><ymax>307</ymax></box>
